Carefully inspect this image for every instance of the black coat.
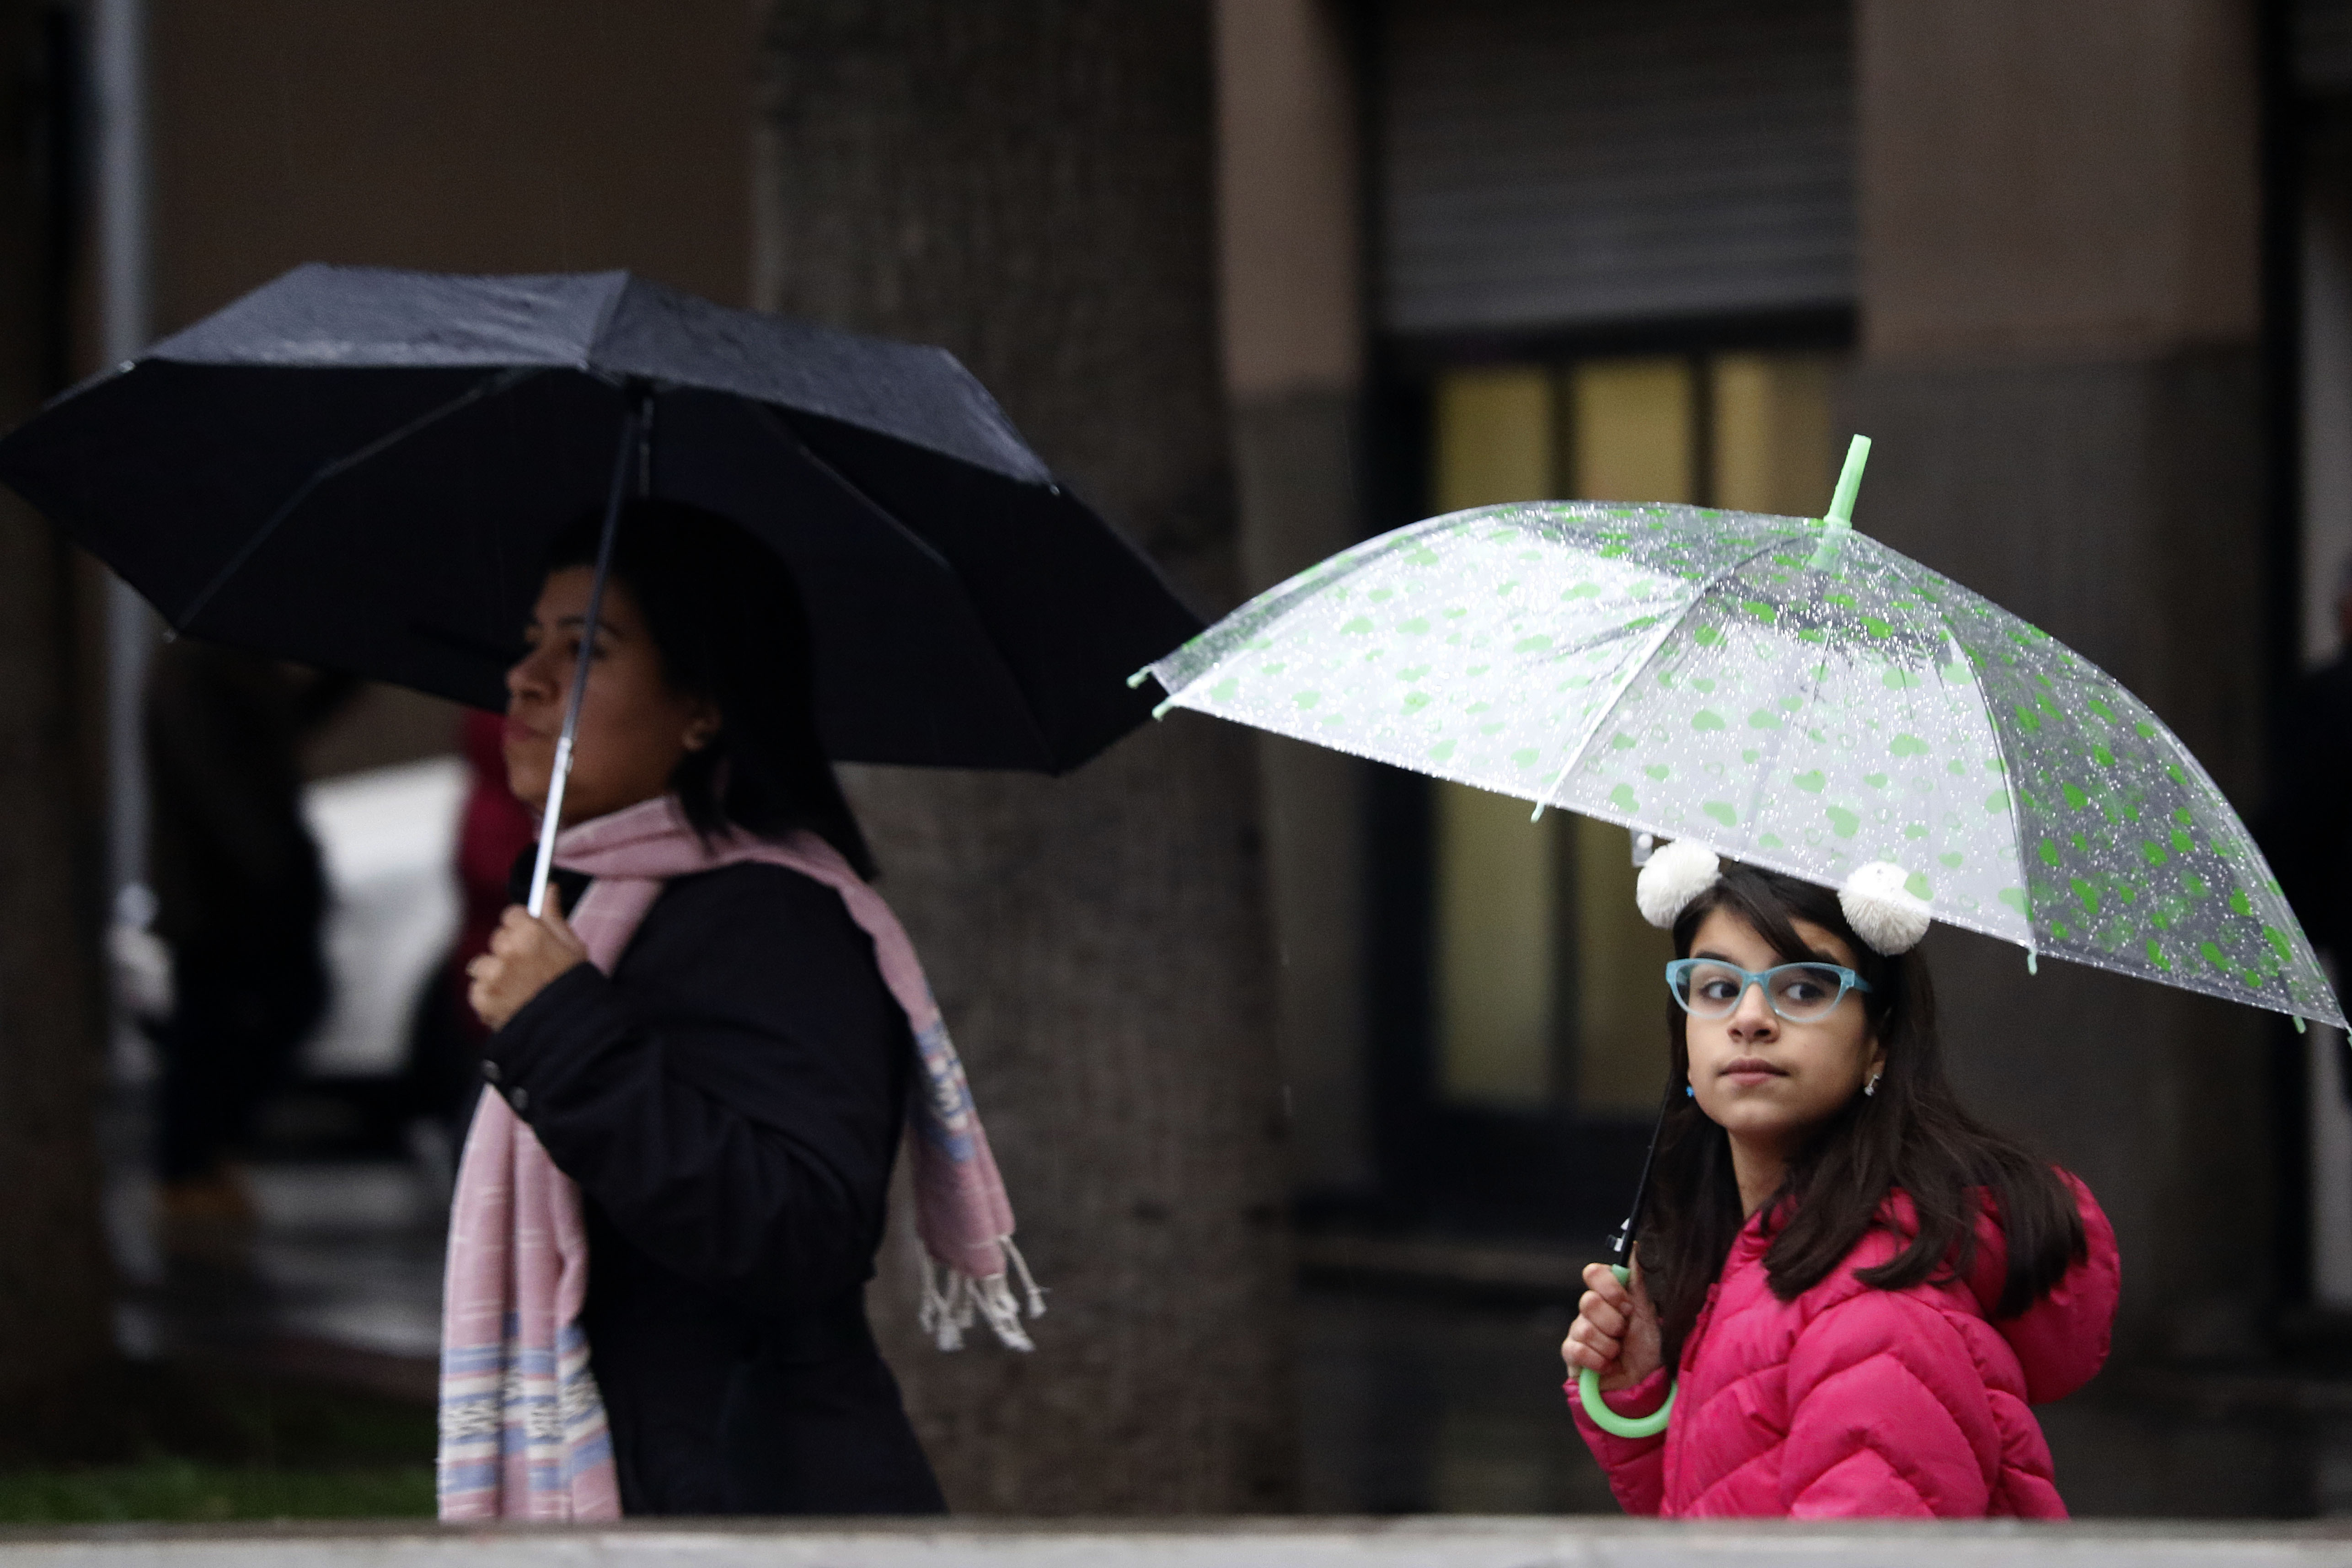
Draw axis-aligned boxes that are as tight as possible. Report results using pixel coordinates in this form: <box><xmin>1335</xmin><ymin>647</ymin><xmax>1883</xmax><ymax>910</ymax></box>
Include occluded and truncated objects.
<box><xmin>486</xmin><ymin>861</ymin><xmax>945</xmax><ymax>1515</ymax></box>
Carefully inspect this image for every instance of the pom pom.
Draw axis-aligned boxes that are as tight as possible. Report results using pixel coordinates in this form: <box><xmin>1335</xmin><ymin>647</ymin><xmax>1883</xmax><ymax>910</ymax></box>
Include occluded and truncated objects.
<box><xmin>1839</xmin><ymin>861</ymin><xmax>1931</xmax><ymax>954</ymax></box>
<box><xmin>1635</xmin><ymin>839</ymin><xmax>1721</xmax><ymax>929</ymax></box>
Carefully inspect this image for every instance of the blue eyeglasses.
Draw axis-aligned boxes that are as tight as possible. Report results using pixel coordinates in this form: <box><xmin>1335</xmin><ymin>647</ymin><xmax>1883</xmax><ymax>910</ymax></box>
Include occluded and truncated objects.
<box><xmin>1665</xmin><ymin>958</ymin><xmax>1872</xmax><ymax>1024</ymax></box>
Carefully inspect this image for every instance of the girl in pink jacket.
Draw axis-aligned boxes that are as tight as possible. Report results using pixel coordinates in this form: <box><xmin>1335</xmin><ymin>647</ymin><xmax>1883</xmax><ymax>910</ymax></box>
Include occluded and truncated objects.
<box><xmin>1561</xmin><ymin>850</ymin><xmax>2121</xmax><ymax>1518</ymax></box>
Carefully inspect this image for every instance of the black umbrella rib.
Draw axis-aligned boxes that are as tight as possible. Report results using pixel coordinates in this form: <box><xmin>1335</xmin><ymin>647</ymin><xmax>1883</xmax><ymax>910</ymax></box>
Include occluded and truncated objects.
<box><xmin>171</xmin><ymin>365</ymin><xmax>546</xmax><ymax>631</ymax></box>
<box><xmin>753</xmin><ymin>403</ymin><xmax>955</xmax><ymax>573</ymax></box>
<box><xmin>756</xmin><ymin>404</ymin><xmax>1058</xmax><ymax>767</ymax></box>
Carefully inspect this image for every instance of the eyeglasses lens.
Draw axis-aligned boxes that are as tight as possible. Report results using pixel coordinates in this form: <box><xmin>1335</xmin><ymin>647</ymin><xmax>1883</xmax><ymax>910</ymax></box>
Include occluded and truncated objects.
<box><xmin>1679</xmin><ymin>961</ymin><xmax>1747</xmax><ymax>1017</ymax></box>
<box><xmin>1677</xmin><ymin>962</ymin><xmax>1846</xmax><ymax>1021</ymax></box>
<box><xmin>1768</xmin><ymin>965</ymin><xmax>1846</xmax><ymax>1022</ymax></box>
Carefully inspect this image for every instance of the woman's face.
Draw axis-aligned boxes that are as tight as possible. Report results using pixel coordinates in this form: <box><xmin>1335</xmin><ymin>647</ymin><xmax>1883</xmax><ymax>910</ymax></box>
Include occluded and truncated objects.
<box><xmin>503</xmin><ymin>567</ymin><xmax>717</xmax><ymax>826</ymax></box>
<box><xmin>1682</xmin><ymin>906</ymin><xmax>1884</xmax><ymax>1163</ymax></box>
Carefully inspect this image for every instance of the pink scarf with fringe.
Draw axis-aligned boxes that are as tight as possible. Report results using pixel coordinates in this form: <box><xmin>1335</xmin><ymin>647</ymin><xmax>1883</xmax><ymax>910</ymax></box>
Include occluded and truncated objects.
<box><xmin>435</xmin><ymin>796</ymin><xmax>1038</xmax><ymax>1521</ymax></box>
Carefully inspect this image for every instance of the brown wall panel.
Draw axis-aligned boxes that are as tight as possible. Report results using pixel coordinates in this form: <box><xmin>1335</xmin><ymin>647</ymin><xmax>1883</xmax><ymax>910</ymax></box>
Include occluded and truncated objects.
<box><xmin>148</xmin><ymin>0</ymin><xmax>753</xmax><ymax>336</ymax></box>
<box><xmin>144</xmin><ymin>2</ymin><xmax>755</xmax><ymax>771</ymax></box>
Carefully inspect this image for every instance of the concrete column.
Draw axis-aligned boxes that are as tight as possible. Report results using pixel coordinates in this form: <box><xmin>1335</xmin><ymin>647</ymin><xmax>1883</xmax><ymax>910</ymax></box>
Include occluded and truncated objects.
<box><xmin>1214</xmin><ymin>0</ymin><xmax>1373</xmax><ymax>1196</ymax></box>
<box><xmin>1849</xmin><ymin>0</ymin><xmax>2271</xmax><ymax>1357</ymax></box>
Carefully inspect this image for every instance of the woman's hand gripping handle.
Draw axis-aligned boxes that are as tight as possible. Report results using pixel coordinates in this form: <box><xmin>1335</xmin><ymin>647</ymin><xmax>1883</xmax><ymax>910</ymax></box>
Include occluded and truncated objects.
<box><xmin>1562</xmin><ymin>1258</ymin><xmax>1674</xmax><ymax>1439</ymax></box>
<box><xmin>467</xmin><ymin>900</ymin><xmax>591</xmax><ymax>1033</ymax></box>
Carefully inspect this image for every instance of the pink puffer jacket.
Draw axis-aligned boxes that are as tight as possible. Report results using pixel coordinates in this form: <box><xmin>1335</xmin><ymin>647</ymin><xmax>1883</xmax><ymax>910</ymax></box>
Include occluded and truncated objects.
<box><xmin>1570</xmin><ymin>1173</ymin><xmax>2119</xmax><ymax>1518</ymax></box>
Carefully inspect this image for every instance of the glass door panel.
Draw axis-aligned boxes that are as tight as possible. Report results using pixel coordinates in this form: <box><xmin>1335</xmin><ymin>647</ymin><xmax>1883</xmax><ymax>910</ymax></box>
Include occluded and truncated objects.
<box><xmin>1569</xmin><ymin>815</ymin><xmax>1672</xmax><ymax>1113</ymax></box>
<box><xmin>1432</xmin><ymin>366</ymin><xmax>1554</xmax><ymax>513</ymax></box>
<box><xmin>1429</xmin><ymin>365</ymin><xmax>1559</xmax><ymax>1109</ymax></box>
<box><xmin>1711</xmin><ymin>352</ymin><xmax>1839</xmax><ymax>515</ymax></box>
<box><xmin>1435</xmin><ymin>784</ymin><xmax>1557</xmax><ymax>1107</ymax></box>
<box><xmin>1569</xmin><ymin>358</ymin><xmax>1695</xmax><ymax>504</ymax></box>
<box><xmin>1562</xmin><ymin>357</ymin><xmax>1695</xmax><ymax>1115</ymax></box>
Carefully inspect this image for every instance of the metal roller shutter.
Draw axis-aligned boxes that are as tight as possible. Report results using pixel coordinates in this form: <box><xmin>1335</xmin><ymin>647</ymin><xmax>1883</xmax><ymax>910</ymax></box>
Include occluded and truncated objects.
<box><xmin>1377</xmin><ymin>0</ymin><xmax>1854</xmax><ymax>338</ymax></box>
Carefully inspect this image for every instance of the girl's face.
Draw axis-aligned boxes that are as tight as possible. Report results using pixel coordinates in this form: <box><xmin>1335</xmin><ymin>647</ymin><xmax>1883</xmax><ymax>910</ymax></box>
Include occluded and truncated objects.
<box><xmin>503</xmin><ymin>567</ymin><xmax>718</xmax><ymax>826</ymax></box>
<box><xmin>1682</xmin><ymin>906</ymin><xmax>1885</xmax><ymax>1165</ymax></box>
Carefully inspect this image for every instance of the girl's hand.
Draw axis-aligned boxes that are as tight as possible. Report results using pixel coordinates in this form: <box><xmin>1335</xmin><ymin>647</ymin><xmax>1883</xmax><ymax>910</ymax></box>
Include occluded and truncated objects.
<box><xmin>1561</xmin><ymin>1254</ymin><xmax>1663</xmax><ymax>1393</ymax></box>
<box><xmin>466</xmin><ymin>902</ymin><xmax>589</xmax><ymax>1032</ymax></box>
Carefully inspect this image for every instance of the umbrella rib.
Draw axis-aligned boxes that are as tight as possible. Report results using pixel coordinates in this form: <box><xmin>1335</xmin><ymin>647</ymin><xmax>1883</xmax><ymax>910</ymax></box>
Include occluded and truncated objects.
<box><xmin>1883</xmin><ymin>552</ymin><xmax>2344</xmax><ymax>1023</ymax></box>
<box><xmin>1872</xmin><ymin>557</ymin><xmax>2041</xmax><ymax>949</ymax></box>
<box><xmin>751</xmin><ymin>404</ymin><xmax>954</xmax><ymax>574</ymax></box>
<box><xmin>1533</xmin><ymin>529</ymin><xmax>1811</xmax><ymax>821</ymax></box>
<box><xmin>2153</xmin><ymin>709</ymin><xmax>2343</xmax><ymax>1019</ymax></box>
<box><xmin>170</xmin><ymin>365</ymin><xmax>544</xmax><ymax>631</ymax></box>
<box><xmin>1735</xmin><ymin>637</ymin><xmax>1827</xmax><ymax>835</ymax></box>
<box><xmin>1875</xmin><ymin>549</ymin><xmax>2039</xmax><ymax>958</ymax></box>
<box><xmin>752</xmin><ymin>405</ymin><xmax>1059</xmax><ymax>767</ymax></box>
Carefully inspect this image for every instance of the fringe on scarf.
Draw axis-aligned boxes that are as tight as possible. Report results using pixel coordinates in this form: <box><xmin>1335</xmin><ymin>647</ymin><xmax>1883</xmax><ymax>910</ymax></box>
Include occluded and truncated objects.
<box><xmin>918</xmin><ymin>1236</ymin><xmax>1046</xmax><ymax>1353</ymax></box>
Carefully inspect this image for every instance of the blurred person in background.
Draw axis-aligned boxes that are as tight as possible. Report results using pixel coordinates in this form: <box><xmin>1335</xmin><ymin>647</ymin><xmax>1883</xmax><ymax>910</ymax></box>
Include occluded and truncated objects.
<box><xmin>406</xmin><ymin>708</ymin><xmax>539</xmax><ymax>1161</ymax></box>
<box><xmin>143</xmin><ymin>640</ymin><xmax>355</xmax><ymax>1234</ymax></box>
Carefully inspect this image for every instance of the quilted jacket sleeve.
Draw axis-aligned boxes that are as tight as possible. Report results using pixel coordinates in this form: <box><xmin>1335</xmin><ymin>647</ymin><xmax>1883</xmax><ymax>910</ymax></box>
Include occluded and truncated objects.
<box><xmin>1566</xmin><ymin>1370</ymin><xmax>1671</xmax><ymax>1515</ymax></box>
<box><xmin>1779</xmin><ymin>1290</ymin><xmax>2004</xmax><ymax>1518</ymax></box>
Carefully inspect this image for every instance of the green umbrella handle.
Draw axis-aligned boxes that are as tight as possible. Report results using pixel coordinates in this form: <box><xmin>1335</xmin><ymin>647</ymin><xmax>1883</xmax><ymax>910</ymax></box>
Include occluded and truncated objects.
<box><xmin>1576</xmin><ymin>1264</ymin><xmax>1675</xmax><ymax>1439</ymax></box>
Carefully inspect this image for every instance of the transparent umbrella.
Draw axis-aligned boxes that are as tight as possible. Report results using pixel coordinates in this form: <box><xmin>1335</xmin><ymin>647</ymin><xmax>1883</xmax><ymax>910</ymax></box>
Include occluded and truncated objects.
<box><xmin>1144</xmin><ymin>439</ymin><xmax>2340</xmax><ymax>1032</ymax></box>
<box><xmin>1144</xmin><ymin>437</ymin><xmax>2340</xmax><ymax>1436</ymax></box>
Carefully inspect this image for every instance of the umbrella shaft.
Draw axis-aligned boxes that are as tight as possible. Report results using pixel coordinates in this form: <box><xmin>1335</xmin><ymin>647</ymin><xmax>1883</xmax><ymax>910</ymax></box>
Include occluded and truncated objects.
<box><xmin>525</xmin><ymin>392</ymin><xmax>648</xmax><ymax>918</ymax></box>
<box><xmin>525</xmin><ymin>734</ymin><xmax>577</xmax><ymax>918</ymax></box>
<box><xmin>1610</xmin><ymin>1071</ymin><xmax>1682</xmax><ymax>1269</ymax></box>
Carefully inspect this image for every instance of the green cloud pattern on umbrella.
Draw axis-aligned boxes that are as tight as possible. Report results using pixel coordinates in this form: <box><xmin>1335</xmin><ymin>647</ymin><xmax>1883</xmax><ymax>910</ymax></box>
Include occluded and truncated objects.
<box><xmin>1148</xmin><ymin>500</ymin><xmax>2341</xmax><ymax>1029</ymax></box>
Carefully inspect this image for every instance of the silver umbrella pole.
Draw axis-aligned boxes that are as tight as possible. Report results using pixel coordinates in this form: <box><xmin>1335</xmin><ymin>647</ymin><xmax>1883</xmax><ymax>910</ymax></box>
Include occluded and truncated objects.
<box><xmin>525</xmin><ymin>390</ymin><xmax>650</xmax><ymax>918</ymax></box>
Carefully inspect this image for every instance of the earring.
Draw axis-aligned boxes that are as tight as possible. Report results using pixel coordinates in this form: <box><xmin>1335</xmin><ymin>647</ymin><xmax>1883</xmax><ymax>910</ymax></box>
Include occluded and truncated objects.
<box><xmin>1684</xmin><ymin>1084</ymin><xmax>1695</xmax><ymax>1099</ymax></box>
<box><xmin>1864</xmin><ymin>1072</ymin><xmax>1882</xmax><ymax>1098</ymax></box>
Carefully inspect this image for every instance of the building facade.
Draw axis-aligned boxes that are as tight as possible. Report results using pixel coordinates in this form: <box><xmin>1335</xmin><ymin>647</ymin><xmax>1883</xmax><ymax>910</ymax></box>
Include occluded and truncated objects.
<box><xmin>1222</xmin><ymin>0</ymin><xmax>2352</xmax><ymax>1357</ymax></box>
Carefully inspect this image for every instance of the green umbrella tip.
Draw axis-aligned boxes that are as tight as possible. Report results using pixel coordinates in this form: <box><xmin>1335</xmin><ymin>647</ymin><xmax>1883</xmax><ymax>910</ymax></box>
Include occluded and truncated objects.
<box><xmin>1806</xmin><ymin>434</ymin><xmax>1873</xmax><ymax>571</ymax></box>
<box><xmin>1825</xmin><ymin>433</ymin><xmax>1872</xmax><ymax>528</ymax></box>
<box><xmin>1127</xmin><ymin>667</ymin><xmax>1153</xmax><ymax>689</ymax></box>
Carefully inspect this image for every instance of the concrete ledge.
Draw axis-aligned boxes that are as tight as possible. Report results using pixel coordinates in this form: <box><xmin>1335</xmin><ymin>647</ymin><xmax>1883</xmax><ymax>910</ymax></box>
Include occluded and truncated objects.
<box><xmin>0</xmin><ymin>1517</ymin><xmax>2347</xmax><ymax>1567</ymax></box>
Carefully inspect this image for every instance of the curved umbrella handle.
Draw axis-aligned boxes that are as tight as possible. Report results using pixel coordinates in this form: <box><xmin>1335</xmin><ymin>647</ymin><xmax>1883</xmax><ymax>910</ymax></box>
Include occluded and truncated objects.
<box><xmin>1576</xmin><ymin>1264</ymin><xmax>1675</xmax><ymax>1439</ymax></box>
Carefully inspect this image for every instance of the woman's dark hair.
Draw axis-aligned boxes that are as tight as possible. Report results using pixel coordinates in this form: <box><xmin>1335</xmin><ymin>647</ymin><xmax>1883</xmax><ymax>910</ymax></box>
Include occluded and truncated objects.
<box><xmin>1643</xmin><ymin>862</ymin><xmax>2084</xmax><ymax>1370</ymax></box>
<box><xmin>545</xmin><ymin>498</ymin><xmax>876</xmax><ymax>879</ymax></box>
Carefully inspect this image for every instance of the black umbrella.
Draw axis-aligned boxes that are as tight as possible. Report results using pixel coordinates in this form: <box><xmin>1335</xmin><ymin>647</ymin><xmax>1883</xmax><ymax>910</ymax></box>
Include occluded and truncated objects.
<box><xmin>0</xmin><ymin>265</ymin><xmax>1200</xmax><ymax>908</ymax></box>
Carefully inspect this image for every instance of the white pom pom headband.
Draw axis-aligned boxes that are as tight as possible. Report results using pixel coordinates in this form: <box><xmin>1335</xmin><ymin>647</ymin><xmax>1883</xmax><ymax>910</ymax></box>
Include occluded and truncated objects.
<box><xmin>1837</xmin><ymin>861</ymin><xmax>1932</xmax><ymax>955</ymax></box>
<box><xmin>1633</xmin><ymin>841</ymin><xmax>1931</xmax><ymax>956</ymax></box>
<box><xmin>1634</xmin><ymin>838</ymin><xmax>1720</xmax><ymax>928</ymax></box>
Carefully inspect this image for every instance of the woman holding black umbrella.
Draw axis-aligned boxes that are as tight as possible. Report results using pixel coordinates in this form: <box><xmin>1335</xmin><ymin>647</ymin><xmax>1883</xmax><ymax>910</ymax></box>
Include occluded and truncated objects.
<box><xmin>0</xmin><ymin>263</ymin><xmax>1185</xmax><ymax>1520</ymax></box>
<box><xmin>450</xmin><ymin>500</ymin><xmax>1023</xmax><ymax>1518</ymax></box>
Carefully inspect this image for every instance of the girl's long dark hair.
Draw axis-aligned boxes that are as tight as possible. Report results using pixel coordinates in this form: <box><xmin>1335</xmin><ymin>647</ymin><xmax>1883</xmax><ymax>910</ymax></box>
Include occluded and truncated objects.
<box><xmin>1645</xmin><ymin>863</ymin><xmax>2084</xmax><ymax>1371</ymax></box>
<box><xmin>546</xmin><ymin>499</ymin><xmax>876</xmax><ymax>879</ymax></box>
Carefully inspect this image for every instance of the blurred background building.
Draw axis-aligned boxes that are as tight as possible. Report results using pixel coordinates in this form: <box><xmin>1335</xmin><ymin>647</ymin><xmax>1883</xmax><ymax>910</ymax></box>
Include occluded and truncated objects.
<box><xmin>3</xmin><ymin>0</ymin><xmax>2352</xmax><ymax>1520</ymax></box>
<box><xmin>1232</xmin><ymin>0</ymin><xmax>2348</xmax><ymax>1354</ymax></box>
